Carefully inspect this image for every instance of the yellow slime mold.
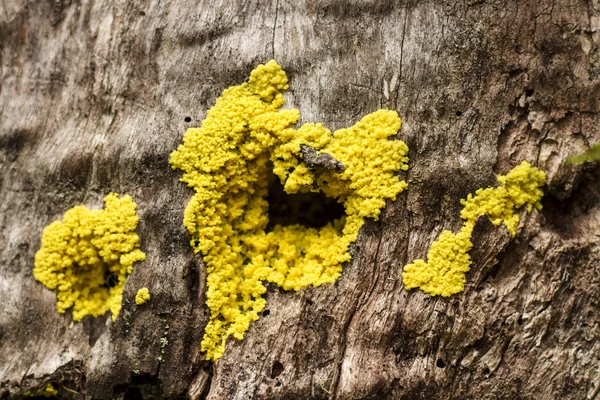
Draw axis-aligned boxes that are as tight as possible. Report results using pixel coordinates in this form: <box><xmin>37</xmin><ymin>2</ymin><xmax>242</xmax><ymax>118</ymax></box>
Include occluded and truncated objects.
<box><xmin>135</xmin><ymin>287</ymin><xmax>151</xmax><ymax>305</ymax></box>
<box><xmin>170</xmin><ymin>60</ymin><xmax>409</xmax><ymax>360</ymax></box>
<box><xmin>23</xmin><ymin>383</ymin><xmax>58</xmax><ymax>397</ymax></box>
<box><xmin>34</xmin><ymin>193</ymin><xmax>146</xmax><ymax>321</ymax></box>
<box><xmin>402</xmin><ymin>161</ymin><xmax>546</xmax><ymax>297</ymax></box>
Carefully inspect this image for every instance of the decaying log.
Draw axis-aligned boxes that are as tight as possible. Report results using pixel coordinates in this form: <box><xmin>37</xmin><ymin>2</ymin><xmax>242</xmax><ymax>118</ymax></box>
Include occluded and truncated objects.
<box><xmin>1</xmin><ymin>0</ymin><xmax>600</xmax><ymax>399</ymax></box>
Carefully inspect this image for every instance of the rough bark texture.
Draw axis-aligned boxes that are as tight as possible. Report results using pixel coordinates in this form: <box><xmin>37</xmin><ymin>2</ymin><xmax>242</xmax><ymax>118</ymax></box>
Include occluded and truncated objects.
<box><xmin>1</xmin><ymin>0</ymin><xmax>600</xmax><ymax>399</ymax></box>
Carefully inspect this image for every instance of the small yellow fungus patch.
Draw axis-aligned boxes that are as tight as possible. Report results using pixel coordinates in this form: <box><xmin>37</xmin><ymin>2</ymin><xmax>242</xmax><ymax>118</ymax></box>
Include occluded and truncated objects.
<box><xmin>402</xmin><ymin>161</ymin><xmax>546</xmax><ymax>297</ymax></box>
<box><xmin>34</xmin><ymin>193</ymin><xmax>146</xmax><ymax>321</ymax></box>
<box><xmin>135</xmin><ymin>287</ymin><xmax>151</xmax><ymax>305</ymax></box>
<box><xmin>23</xmin><ymin>383</ymin><xmax>59</xmax><ymax>397</ymax></box>
<box><xmin>170</xmin><ymin>60</ymin><xmax>409</xmax><ymax>360</ymax></box>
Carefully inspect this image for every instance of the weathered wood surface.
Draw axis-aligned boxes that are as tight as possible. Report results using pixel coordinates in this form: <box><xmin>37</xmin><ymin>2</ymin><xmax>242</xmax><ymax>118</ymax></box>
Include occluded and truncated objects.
<box><xmin>1</xmin><ymin>0</ymin><xmax>600</xmax><ymax>399</ymax></box>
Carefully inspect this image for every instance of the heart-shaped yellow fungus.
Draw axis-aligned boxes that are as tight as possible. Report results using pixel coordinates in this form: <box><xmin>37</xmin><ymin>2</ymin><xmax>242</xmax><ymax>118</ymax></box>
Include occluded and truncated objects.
<box><xmin>402</xmin><ymin>161</ymin><xmax>546</xmax><ymax>297</ymax></box>
<box><xmin>34</xmin><ymin>193</ymin><xmax>146</xmax><ymax>321</ymax></box>
<box><xmin>170</xmin><ymin>60</ymin><xmax>409</xmax><ymax>361</ymax></box>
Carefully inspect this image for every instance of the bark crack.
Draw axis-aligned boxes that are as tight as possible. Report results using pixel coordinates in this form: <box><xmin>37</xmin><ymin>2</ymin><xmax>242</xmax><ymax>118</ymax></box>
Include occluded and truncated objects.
<box><xmin>271</xmin><ymin>0</ymin><xmax>280</xmax><ymax>60</ymax></box>
<box><xmin>394</xmin><ymin>9</ymin><xmax>409</xmax><ymax>110</ymax></box>
<box><xmin>332</xmin><ymin>228</ymin><xmax>385</xmax><ymax>398</ymax></box>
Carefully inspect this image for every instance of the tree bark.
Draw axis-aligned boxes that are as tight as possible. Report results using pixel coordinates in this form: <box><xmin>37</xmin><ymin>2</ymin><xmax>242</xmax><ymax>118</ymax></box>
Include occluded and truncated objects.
<box><xmin>1</xmin><ymin>0</ymin><xmax>600</xmax><ymax>399</ymax></box>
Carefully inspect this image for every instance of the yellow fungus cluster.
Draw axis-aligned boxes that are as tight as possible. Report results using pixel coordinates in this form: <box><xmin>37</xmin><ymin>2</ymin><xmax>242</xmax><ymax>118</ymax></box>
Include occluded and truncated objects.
<box><xmin>402</xmin><ymin>161</ymin><xmax>546</xmax><ymax>297</ymax></box>
<box><xmin>135</xmin><ymin>287</ymin><xmax>151</xmax><ymax>305</ymax></box>
<box><xmin>34</xmin><ymin>194</ymin><xmax>146</xmax><ymax>321</ymax></box>
<box><xmin>23</xmin><ymin>383</ymin><xmax>58</xmax><ymax>397</ymax></box>
<box><xmin>170</xmin><ymin>60</ymin><xmax>409</xmax><ymax>360</ymax></box>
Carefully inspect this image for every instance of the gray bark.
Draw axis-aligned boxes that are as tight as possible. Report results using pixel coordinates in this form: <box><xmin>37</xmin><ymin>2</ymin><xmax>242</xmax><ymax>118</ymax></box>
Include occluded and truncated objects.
<box><xmin>1</xmin><ymin>0</ymin><xmax>600</xmax><ymax>399</ymax></box>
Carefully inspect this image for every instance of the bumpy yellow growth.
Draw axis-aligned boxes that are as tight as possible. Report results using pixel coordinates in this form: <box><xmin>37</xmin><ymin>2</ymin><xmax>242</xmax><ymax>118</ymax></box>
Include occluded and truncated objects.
<box><xmin>135</xmin><ymin>287</ymin><xmax>151</xmax><ymax>305</ymax></box>
<box><xmin>34</xmin><ymin>193</ymin><xmax>146</xmax><ymax>321</ymax></box>
<box><xmin>402</xmin><ymin>161</ymin><xmax>546</xmax><ymax>297</ymax></box>
<box><xmin>23</xmin><ymin>383</ymin><xmax>58</xmax><ymax>397</ymax></box>
<box><xmin>170</xmin><ymin>60</ymin><xmax>409</xmax><ymax>361</ymax></box>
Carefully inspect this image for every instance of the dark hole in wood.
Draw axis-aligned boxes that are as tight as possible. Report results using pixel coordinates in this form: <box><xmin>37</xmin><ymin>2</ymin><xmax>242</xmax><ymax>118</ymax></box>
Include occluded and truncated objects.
<box><xmin>455</xmin><ymin>111</ymin><xmax>463</xmax><ymax>117</ymax></box>
<box><xmin>271</xmin><ymin>361</ymin><xmax>284</xmax><ymax>378</ymax></box>
<box><xmin>186</xmin><ymin>260</ymin><xmax>200</xmax><ymax>303</ymax></box>
<box><xmin>262</xmin><ymin>309</ymin><xmax>270</xmax><ymax>317</ymax></box>
<box><xmin>184</xmin><ymin>116</ymin><xmax>192</xmax><ymax>122</ymax></box>
<box><xmin>436</xmin><ymin>359</ymin><xmax>446</xmax><ymax>368</ymax></box>
<box><xmin>104</xmin><ymin>270</ymin><xmax>118</xmax><ymax>288</ymax></box>
<box><xmin>266</xmin><ymin>170</ymin><xmax>345</xmax><ymax>230</ymax></box>
<box><xmin>525</xmin><ymin>88</ymin><xmax>534</xmax><ymax>97</ymax></box>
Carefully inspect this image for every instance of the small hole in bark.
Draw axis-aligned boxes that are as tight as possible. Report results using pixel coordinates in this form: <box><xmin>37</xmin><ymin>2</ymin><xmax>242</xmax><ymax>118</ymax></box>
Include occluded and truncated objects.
<box><xmin>271</xmin><ymin>361</ymin><xmax>284</xmax><ymax>378</ymax></box>
<box><xmin>186</xmin><ymin>259</ymin><xmax>200</xmax><ymax>304</ymax></box>
<box><xmin>525</xmin><ymin>88</ymin><xmax>534</xmax><ymax>97</ymax></box>
<box><xmin>508</xmin><ymin>68</ymin><xmax>525</xmax><ymax>77</ymax></box>
<box><xmin>184</xmin><ymin>116</ymin><xmax>192</xmax><ymax>123</ymax></box>
<box><xmin>391</xmin><ymin>378</ymin><xmax>404</xmax><ymax>391</ymax></box>
<box><xmin>275</xmin><ymin>382</ymin><xmax>281</xmax><ymax>387</ymax></box>
<box><xmin>455</xmin><ymin>111</ymin><xmax>463</xmax><ymax>117</ymax></box>
<box><xmin>262</xmin><ymin>309</ymin><xmax>270</xmax><ymax>317</ymax></box>
<box><xmin>436</xmin><ymin>359</ymin><xmax>446</xmax><ymax>368</ymax></box>
<box><xmin>483</xmin><ymin>367</ymin><xmax>490</xmax><ymax>375</ymax></box>
<box><xmin>517</xmin><ymin>315</ymin><xmax>524</xmax><ymax>325</ymax></box>
<box><xmin>306</xmin><ymin>299</ymin><xmax>313</xmax><ymax>306</ymax></box>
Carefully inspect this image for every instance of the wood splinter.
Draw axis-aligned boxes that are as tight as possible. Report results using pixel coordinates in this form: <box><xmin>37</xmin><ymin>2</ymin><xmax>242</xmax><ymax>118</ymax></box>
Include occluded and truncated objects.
<box><xmin>300</xmin><ymin>144</ymin><xmax>345</xmax><ymax>173</ymax></box>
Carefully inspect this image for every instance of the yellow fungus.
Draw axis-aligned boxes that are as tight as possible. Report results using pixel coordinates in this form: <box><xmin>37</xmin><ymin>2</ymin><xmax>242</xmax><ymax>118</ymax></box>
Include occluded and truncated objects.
<box><xmin>402</xmin><ymin>161</ymin><xmax>546</xmax><ymax>297</ymax></box>
<box><xmin>23</xmin><ymin>383</ymin><xmax>59</xmax><ymax>397</ymax></box>
<box><xmin>135</xmin><ymin>287</ymin><xmax>151</xmax><ymax>305</ymax></box>
<box><xmin>170</xmin><ymin>60</ymin><xmax>409</xmax><ymax>360</ymax></box>
<box><xmin>34</xmin><ymin>193</ymin><xmax>146</xmax><ymax>321</ymax></box>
